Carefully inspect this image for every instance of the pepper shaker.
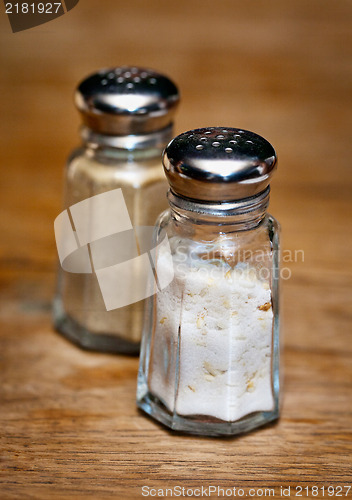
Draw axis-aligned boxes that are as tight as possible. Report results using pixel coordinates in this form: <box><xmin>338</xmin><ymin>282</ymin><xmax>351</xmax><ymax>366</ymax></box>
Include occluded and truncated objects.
<box><xmin>137</xmin><ymin>127</ymin><xmax>281</xmax><ymax>436</ymax></box>
<box><xmin>53</xmin><ymin>66</ymin><xmax>180</xmax><ymax>354</ymax></box>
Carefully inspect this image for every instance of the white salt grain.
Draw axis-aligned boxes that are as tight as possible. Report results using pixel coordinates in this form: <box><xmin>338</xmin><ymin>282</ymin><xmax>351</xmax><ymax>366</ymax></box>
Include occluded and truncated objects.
<box><xmin>149</xmin><ymin>247</ymin><xmax>275</xmax><ymax>422</ymax></box>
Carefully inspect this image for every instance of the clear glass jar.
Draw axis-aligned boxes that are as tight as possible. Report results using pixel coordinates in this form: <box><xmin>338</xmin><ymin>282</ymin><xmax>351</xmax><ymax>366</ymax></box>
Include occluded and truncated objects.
<box><xmin>137</xmin><ymin>127</ymin><xmax>281</xmax><ymax>436</ymax></box>
<box><xmin>53</xmin><ymin>67</ymin><xmax>179</xmax><ymax>354</ymax></box>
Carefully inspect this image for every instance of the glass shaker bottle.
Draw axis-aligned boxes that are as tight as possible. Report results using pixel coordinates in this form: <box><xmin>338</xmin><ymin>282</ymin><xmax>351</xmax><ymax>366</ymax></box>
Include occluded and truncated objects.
<box><xmin>137</xmin><ymin>127</ymin><xmax>280</xmax><ymax>436</ymax></box>
<box><xmin>53</xmin><ymin>66</ymin><xmax>180</xmax><ymax>354</ymax></box>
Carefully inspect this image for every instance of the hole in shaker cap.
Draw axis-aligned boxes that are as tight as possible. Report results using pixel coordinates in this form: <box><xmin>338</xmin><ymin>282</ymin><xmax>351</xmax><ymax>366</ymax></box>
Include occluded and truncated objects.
<box><xmin>101</xmin><ymin>79</ymin><xmax>108</xmax><ymax>86</ymax></box>
<box><xmin>212</xmin><ymin>142</ymin><xmax>221</xmax><ymax>147</ymax></box>
<box><xmin>196</xmin><ymin>145</ymin><xmax>204</xmax><ymax>150</ymax></box>
<box><xmin>225</xmin><ymin>148</ymin><xmax>233</xmax><ymax>153</ymax></box>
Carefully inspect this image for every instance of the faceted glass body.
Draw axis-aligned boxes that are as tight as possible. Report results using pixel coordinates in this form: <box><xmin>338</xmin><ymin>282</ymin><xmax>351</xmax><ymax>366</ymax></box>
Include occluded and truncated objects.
<box><xmin>53</xmin><ymin>142</ymin><xmax>168</xmax><ymax>354</ymax></box>
<box><xmin>137</xmin><ymin>206</ymin><xmax>280</xmax><ymax>435</ymax></box>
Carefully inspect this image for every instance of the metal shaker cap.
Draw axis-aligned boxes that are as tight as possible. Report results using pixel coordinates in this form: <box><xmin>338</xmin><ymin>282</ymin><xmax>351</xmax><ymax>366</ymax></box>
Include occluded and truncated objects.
<box><xmin>75</xmin><ymin>66</ymin><xmax>180</xmax><ymax>135</ymax></box>
<box><xmin>163</xmin><ymin>127</ymin><xmax>277</xmax><ymax>202</ymax></box>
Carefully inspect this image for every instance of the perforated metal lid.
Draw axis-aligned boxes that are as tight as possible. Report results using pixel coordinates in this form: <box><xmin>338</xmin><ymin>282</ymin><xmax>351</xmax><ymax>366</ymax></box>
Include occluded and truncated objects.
<box><xmin>75</xmin><ymin>66</ymin><xmax>180</xmax><ymax>135</ymax></box>
<box><xmin>163</xmin><ymin>127</ymin><xmax>277</xmax><ymax>202</ymax></box>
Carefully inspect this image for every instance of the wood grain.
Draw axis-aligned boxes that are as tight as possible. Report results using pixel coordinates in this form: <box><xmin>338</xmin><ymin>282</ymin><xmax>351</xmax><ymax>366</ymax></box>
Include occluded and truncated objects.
<box><xmin>0</xmin><ymin>0</ymin><xmax>351</xmax><ymax>498</ymax></box>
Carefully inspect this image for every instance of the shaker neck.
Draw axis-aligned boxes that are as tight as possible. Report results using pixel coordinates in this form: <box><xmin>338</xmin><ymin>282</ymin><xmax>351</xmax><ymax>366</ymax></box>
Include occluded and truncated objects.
<box><xmin>168</xmin><ymin>187</ymin><xmax>270</xmax><ymax>232</ymax></box>
<box><xmin>80</xmin><ymin>123</ymin><xmax>174</xmax><ymax>154</ymax></box>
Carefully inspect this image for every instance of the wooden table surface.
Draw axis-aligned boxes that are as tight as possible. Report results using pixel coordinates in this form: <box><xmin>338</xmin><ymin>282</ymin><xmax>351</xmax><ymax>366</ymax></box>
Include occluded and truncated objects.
<box><xmin>1</xmin><ymin>1</ymin><xmax>351</xmax><ymax>498</ymax></box>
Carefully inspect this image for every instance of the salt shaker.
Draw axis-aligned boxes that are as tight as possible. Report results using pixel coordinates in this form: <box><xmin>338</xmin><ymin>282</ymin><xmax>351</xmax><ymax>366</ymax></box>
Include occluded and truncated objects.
<box><xmin>137</xmin><ymin>127</ymin><xmax>281</xmax><ymax>436</ymax></box>
<box><xmin>53</xmin><ymin>66</ymin><xmax>180</xmax><ymax>354</ymax></box>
